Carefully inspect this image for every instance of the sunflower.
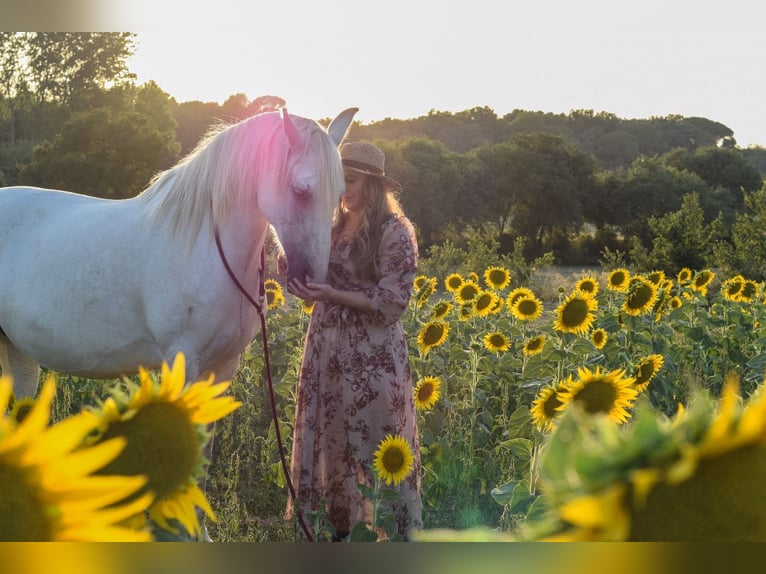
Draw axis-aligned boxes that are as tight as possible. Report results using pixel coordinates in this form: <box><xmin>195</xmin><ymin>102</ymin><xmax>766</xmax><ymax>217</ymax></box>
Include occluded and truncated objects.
<box><xmin>458</xmin><ymin>303</ymin><xmax>474</xmax><ymax>321</ymax></box>
<box><xmin>523</xmin><ymin>335</ymin><xmax>546</xmax><ymax>356</ymax></box>
<box><xmin>472</xmin><ymin>290</ymin><xmax>497</xmax><ymax>317</ymax></box>
<box><xmin>484</xmin><ymin>266</ymin><xmax>511</xmax><ymax>291</ymax></box>
<box><xmin>606</xmin><ymin>268</ymin><xmax>630</xmax><ymax>292</ymax></box>
<box><xmin>86</xmin><ymin>353</ymin><xmax>241</xmax><ymax>539</ymax></box>
<box><xmin>0</xmin><ymin>375</ymin><xmax>153</xmax><ymax>541</ymax></box>
<box><xmin>430</xmin><ymin>300</ymin><xmax>453</xmax><ymax>321</ymax></box>
<box><xmin>575</xmin><ymin>276</ymin><xmax>599</xmax><ymax>298</ymax></box>
<box><xmin>7</xmin><ymin>396</ymin><xmax>37</xmax><ymax>426</ymax></box>
<box><xmin>263</xmin><ymin>278</ymin><xmax>280</xmax><ymax>292</ymax></box>
<box><xmin>739</xmin><ymin>279</ymin><xmax>759</xmax><ymax>303</ymax></box>
<box><xmin>415</xmin><ymin>277</ymin><xmax>437</xmax><ymax>308</ymax></box>
<box><xmin>668</xmin><ymin>295</ymin><xmax>683</xmax><ymax>311</ymax></box>
<box><xmin>622</xmin><ymin>276</ymin><xmax>658</xmax><ymax>317</ymax></box>
<box><xmin>414</xmin><ymin>376</ymin><xmax>442</xmax><ymax>410</ymax></box>
<box><xmin>543</xmin><ymin>376</ymin><xmax>766</xmax><ymax>541</ymax></box>
<box><xmin>645</xmin><ymin>270</ymin><xmax>666</xmax><ymax>286</ymax></box>
<box><xmin>372</xmin><ymin>434</ymin><xmax>415</xmax><ymax>486</ymax></box>
<box><xmin>530</xmin><ymin>385</ymin><xmax>564</xmax><ymax>431</ymax></box>
<box><xmin>454</xmin><ymin>280</ymin><xmax>481</xmax><ymax>304</ymax></box>
<box><xmin>301</xmin><ymin>299</ymin><xmax>315</xmax><ymax>314</ymax></box>
<box><xmin>590</xmin><ymin>328</ymin><xmax>608</xmax><ymax>350</ymax></box>
<box><xmin>553</xmin><ymin>292</ymin><xmax>597</xmax><ymax>335</ymax></box>
<box><xmin>417</xmin><ymin>321</ymin><xmax>449</xmax><ymax>354</ymax></box>
<box><xmin>511</xmin><ymin>295</ymin><xmax>544</xmax><ymax>322</ymax></box>
<box><xmin>633</xmin><ymin>354</ymin><xmax>664</xmax><ymax>392</ymax></box>
<box><xmin>690</xmin><ymin>269</ymin><xmax>715</xmax><ymax>296</ymax></box>
<box><xmin>721</xmin><ymin>275</ymin><xmax>745</xmax><ymax>302</ymax></box>
<box><xmin>265</xmin><ymin>285</ymin><xmax>285</xmax><ymax>310</ymax></box>
<box><xmin>444</xmin><ymin>273</ymin><xmax>464</xmax><ymax>293</ymax></box>
<box><xmin>506</xmin><ymin>287</ymin><xmax>536</xmax><ymax>310</ymax></box>
<box><xmin>556</xmin><ymin>366</ymin><xmax>638</xmax><ymax>424</ymax></box>
<box><xmin>413</xmin><ymin>275</ymin><xmax>428</xmax><ymax>291</ymax></box>
<box><xmin>484</xmin><ymin>331</ymin><xmax>510</xmax><ymax>353</ymax></box>
<box><xmin>677</xmin><ymin>267</ymin><xmax>693</xmax><ymax>285</ymax></box>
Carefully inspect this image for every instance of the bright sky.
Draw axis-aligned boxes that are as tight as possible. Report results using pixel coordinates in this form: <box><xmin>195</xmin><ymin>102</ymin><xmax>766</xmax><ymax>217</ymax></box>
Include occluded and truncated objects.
<box><xmin>119</xmin><ymin>0</ymin><xmax>766</xmax><ymax>147</ymax></box>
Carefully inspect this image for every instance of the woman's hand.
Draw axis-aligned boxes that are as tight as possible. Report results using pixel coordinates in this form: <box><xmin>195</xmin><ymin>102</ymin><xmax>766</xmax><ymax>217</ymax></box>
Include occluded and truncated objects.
<box><xmin>287</xmin><ymin>279</ymin><xmax>335</xmax><ymax>303</ymax></box>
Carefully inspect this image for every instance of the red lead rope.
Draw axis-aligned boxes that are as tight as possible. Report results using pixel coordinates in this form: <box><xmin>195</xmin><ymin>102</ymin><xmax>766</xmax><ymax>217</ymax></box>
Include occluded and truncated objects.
<box><xmin>213</xmin><ymin>227</ymin><xmax>314</xmax><ymax>542</ymax></box>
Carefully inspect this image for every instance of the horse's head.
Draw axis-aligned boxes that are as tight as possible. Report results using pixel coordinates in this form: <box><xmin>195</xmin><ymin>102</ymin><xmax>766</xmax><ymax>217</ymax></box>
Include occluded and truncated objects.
<box><xmin>259</xmin><ymin>108</ymin><xmax>357</xmax><ymax>284</ymax></box>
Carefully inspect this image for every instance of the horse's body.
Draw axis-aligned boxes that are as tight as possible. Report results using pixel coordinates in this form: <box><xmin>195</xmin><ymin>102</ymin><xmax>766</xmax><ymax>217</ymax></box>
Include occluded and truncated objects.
<box><xmin>0</xmin><ymin>108</ymin><xmax>357</xmax><ymax>397</ymax></box>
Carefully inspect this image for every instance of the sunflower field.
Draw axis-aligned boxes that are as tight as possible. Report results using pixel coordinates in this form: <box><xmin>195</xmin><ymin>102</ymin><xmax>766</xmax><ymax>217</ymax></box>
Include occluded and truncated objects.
<box><xmin>4</xmin><ymin>263</ymin><xmax>766</xmax><ymax>541</ymax></box>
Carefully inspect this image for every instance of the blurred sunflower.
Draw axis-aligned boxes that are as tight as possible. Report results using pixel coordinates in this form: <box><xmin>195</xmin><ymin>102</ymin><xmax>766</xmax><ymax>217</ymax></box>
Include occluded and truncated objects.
<box><xmin>301</xmin><ymin>299</ymin><xmax>315</xmax><ymax>314</ymax></box>
<box><xmin>472</xmin><ymin>290</ymin><xmax>497</xmax><ymax>317</ymax></box>
<box><xmin>553</xmin><ymin>292</ymin><xmax>597</xmax><ymax>335</ymax></box>
<box><xmin>633</xmin><ymin>354</ymin><xmax>664</xmax><ymax>392</ymax></box>
<box><xmin>484</xmin><ymin>331</ymin><xmax>510</xmax><ymax>353</ymax></box>
<box><xmin>511</xmin><ymin>295</ymin><xmax>544</xmax><ymax>322</ymax></box>
<box><xmin>444</xmin><ymin>273</ymin><xmax>464</xmax><ymax>293</ymax></box>
<box><xmin>458</xmin><ymin>303</ymin><xmax>474</xmax><ymax>321</ymax></box>
<box><xmin>86</xmin><ymin>353</ymin><xmax>241</xmax><ymax>539</ymax></box>
<box><xmin>468</xmin><ymin>272</ymin><xmax>480</xmax><ymax>283</ymax></box>
<box><xmin>265</xmin><ymin>284</ymin><xmax>285</xmax><ymax>310</ymax></box>
<box><xmin>606</xmin><ymin>268</ymin><xmax>630</xmax><ymax>292</ymax></box>
<box><xmin>484</xmin><ymin>266</ymin><xmax>511</xmax><ymax>291</ymax></box>
<box><xmin>544</xmin><ymin>375</ymin><xmax>766</xmax><ymax>541</ymax></box>
<box><xmin>417</xmin><ymin>321</ymin><xmax>449</xmax><ymax>354</ymax></box>
<box><xmin>454</xmin><ymin>280</ymin><xmax>481</xmax><ymax>304</ymax></box>
<box><xmin>590</xmin><ymin>328</ymin><xmax>608</xmax><ymax>350</ymax></box>
<box><xmin>575</xmin><ymin>276</ymin><xmax>599</xmax><ymax>298</ymax></box>
<box><xmin>556</xmin><ymin>366</ymin><xmax>638</xmax><ymax>424</ymax></box>
<box><xmin>506</xmin><ymin>286</ymin><xmax>536</xmax><ymax>310</ymax></box>
<box><xmin>690</xmin><ymin>269</ymin><xmax>715</xmax><ymax>296</ymax></box>
<box><xmin>531</xmin><ymin>385</ymin><xmax>564</xmax><ymax>431</ymax></box>
<box><xmin>263</xmin><ymin>278</ymin><xmax>280</xmax><ymax>292</ymax></box>
<box><xmin>373</xmin><ymin>434</ymin><xmax>415</xmax><ymax>486</ymax></box>
<box><xmin>740</xmin><ymin>279</ymin><xmax>759</xmax><ymax>303</ymax></box>
<box><xmin>721</xmin><ymin>275</ymin><xmax>745</xmax><ymax>302</ymax></box>
<box><xmin>523</xmin><ymin>335</ymin><xmax>546</xmax><ymax>357</ymax></box>
<box><xmin>413</xmin><ymin>376</ymin><xmax>442</xmax><ymax>410</ymax></box>
<box><xmin>622</xmin><ymin>276</ymin><xmax>658</xmax><ymax>317</ymax></box>
<box><xmin>430</xmin><ymin>300</ymin><xmax>453</xmax><ymax>321</ymax></box>
<box><xmin>677</xmin><ymin>267</ymin><xmax>693</xmax><ymax>285</ymax></box>
<box><xmin>7</xmin><ymin>396</ymin><xmax>36</xmax><ymax>426</ymax></box>
<box><xmin>668</xmin><ymin>296</ymin><xmax>683</xmax><ymax>311</ymax></box>
<box><xmin>0</xmin><ymin>375</ymin><xmax>153</xmax><ymax>541</ymax></box>
<box><xmin>645</xmin><ymin>270</ymin><xmax>666</xmax><ymax>286</ymax></box>
<box><xmin>413</xmin><ymin>275</ymin><xmax>429</xmax><ymax>291</ymax></box>
<box><xmin>415</xmin><ymin>277</ymin><xmax>437</xmax><ymax>308</ymax></box>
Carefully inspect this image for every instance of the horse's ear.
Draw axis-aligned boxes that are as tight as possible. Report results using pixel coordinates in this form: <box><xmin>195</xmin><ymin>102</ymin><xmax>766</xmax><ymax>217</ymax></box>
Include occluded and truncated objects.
<box><xmin>281</xmin><ymin>108</ymin><xmax>305</xmax><ymax>151</ymax></box>
<box><xmin>327</xmin><ymin>107</ymin><xmax>358</xmax><ymax>148</ymax></box>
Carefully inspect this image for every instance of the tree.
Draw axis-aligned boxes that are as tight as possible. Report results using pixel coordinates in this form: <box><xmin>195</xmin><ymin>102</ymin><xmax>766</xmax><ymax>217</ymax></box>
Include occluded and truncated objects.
<box><xmin>0</xmin><ymin>32</ymin><xmax>30</xmax><ymax>144</ymax></box>
<box><xmin>714</xmin><ymin>186</ymin><xmax>766</xmax><ymax>280</ymax></box>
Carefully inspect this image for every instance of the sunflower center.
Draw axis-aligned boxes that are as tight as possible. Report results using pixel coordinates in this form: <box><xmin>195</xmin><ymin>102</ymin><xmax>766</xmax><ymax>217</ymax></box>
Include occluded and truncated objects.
<box><xmin>572</xmin><ymin>379</ymin><xmax>618</xmax><ymax>414</ymax></box>
<box><xmin>423</xmin><ymin>324</ymin><xmax>445</xmax><ymax>346</ymax></box>
<box><xmin>635</xmin><ymin>363</ymin><xmax>655</xmax><ymax>385</ymax></box>
<box><xmin>543</xmin><ymin>393</ymin><xmax>563</xmax><ymax>419</ymax></box>
<box><xmin>382</xmin><ymin>447</ymin><xmax>405</xmax><ymax>473</ymax></box>
<box><xmin>475</xmin><ymin>294</ymin><xmax>492</xmax><ymax>311</ymax></box>
<box><xmin>630</xmin><ymin>445</ymin><xmax>766</xmax><ymax>541</ymax></box>
<box><xmin>626</xmin><ymin>283</ymin><xmax>653</xmax><ymax>310</ymax></box>
<box><xmin>418</xmin><ymin>383</ymin><xmax>434</xmax><ymax>402</ymax></box>
<box><xmin>561</xmin><ymin>299</ymin><xmax>588</xmax><ymax>327</ymax></box>
<box><xmin>518</xmin><ymin>299</ymin><xmax>539</xmax><ymax>317</ymax></box>
<box><xmin>0</xmin><ymin>463</ymin><xmax>52</xmax><ymax>541</ymax></box>
<box><xmin>96</xmin><ymin>402</ymin><xmax>200</xmax><ymax>500</ymax></box>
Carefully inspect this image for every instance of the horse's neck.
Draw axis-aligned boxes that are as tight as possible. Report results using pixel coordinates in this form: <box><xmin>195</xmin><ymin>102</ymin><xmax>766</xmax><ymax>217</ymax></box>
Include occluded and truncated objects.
<box><xmin>212</xmin><ymin>210</ymin><xmax>269</xmax><ymax>283</ymax></box>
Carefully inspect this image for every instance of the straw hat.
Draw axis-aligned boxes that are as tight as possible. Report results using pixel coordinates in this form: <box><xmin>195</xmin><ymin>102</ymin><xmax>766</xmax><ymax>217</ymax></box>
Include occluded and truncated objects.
<box><xmin>340</xmin><ymin>142</ymin><xmax>401</xmax><ymax>190</ymax></box>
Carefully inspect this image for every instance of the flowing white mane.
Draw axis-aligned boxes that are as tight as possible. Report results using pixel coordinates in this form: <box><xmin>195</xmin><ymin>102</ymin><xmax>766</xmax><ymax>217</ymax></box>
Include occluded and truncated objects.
<box><xmin>137</xmin><ymin>111</ymin><xmax>342</xmax><ymax>247</ymax></box>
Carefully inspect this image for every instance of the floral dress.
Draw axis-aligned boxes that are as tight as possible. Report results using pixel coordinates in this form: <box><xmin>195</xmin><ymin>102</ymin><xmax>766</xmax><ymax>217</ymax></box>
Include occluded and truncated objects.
<box><xmin>286</xmin><ymin>214</ymin><xmax>422</xmax><ymax>538</ymax></box>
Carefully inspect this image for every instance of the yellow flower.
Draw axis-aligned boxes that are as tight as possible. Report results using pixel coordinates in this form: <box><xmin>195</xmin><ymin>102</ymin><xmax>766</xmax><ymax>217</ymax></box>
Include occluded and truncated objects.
<box><xmin>668</xmin><ymin>296</ymin><xmax>683</xmax><ymax>311</ymax></box>
<box><xmin>373</xmin><ymin>434</ymin><xmax>415</xmax><ymax>486</ymax></box>
<box><xmin>301</xmin><ymin>299</ymin><xmax>315</xmax><ymax>314</ymax></box>
<box><xmin>484</xmin><ymin>266</ymin><xmax>511</xmax><ymax>291</ymax></box>
<box><xmin>7</xmin><ymin>396</ymin><xmax>37</xmax><ymax>426</ymax></box>
<box><xmin>531</xmin><ymin>385</ymin><xmax>564</xmax><ymax>431</ymax></box>
<box><xmin>607</xmin><ymin>268</ymin><xmax>630</xmax><ymax>292</ymax></box>
<box><xmin>646</xmin><ymin>270</ymin><xmax>666</xmax><ymax>286</ymax></box>
<box><xmin>556</xmin><ymin>366</ymin><xmax>638</xmax><ymax>424</ymax></box>
<box><xmin>417</xmin><ymin>321</ymin><xmax>449</xmax><ymax>354</ymax></box>
<box><xmin>414</xmin><ymin>376</ymin><xmax>442</xmax><ymax>410</ymax></box>
<box><xmin>506</xmin><ymin>287</ymin><xmax>536</xmax><ymax>310</ymax></box>
<box><xmin>633</xmin><ymin>354</ymin><xmax>664</xmax><ymax>393</ymax></box>
<box><xmin>690</xmin><ymin>269</ymin><xmax>715</xmax><ymax>296</ymax></box>
<box><xmin>472</xmin><ymin>290</ymin><xmax>497</xmax><ymax>317</ymax></box>
<box><xmin>415</xmin><ymin>277</ymin><xmax>438</xmax><ymax>308</ymax></box>
<box><xmin>413</xmin><ymin>275</ymin><xmax>429</xmax><ymax>291</ymax></box>
<box><xmin>454</xmin><ymin>280</ymin><xmax>480</xmax><ymax>304</ymax></box>
<box><xmin>87</xmin><ymin>353</ymin><xmax>241</xmax><ymax>539</ymax></box>
<box><xmin>430</xmin><ymin>300</ymin><xmax>453</xmax><ymax>321</ymax></box>
<box><xmin>575</xmin><ymin>276</ymin><xmax>599</xmax><ymax>298</ymax></box>
<box><xmin>265</xmin><ymin>284</ymin><xmax>285</xmax><ymax>309</ymax></box>
<box><xmin>677</xmin><ymin>267</ymin><xmax>693</xmax><ymax>285</ymax></box>
<box><xmin>484</xmin><ymin>331</ymin><xmax>510</xmax><ymax>353</ymax></box>
<box><xmin>721</xmin><ymin>275</ymin><xmax>745</xmax><ymax>302</ymax></box>
<box><xmin>523</xmin><ymin>335</ymin><xmax>546</xmax><ymax>356</ymax></box>
<box><xmin>622</xmin><ymin>276</ymin><xmax>658</xmax><ymax>317</ymax></box>
<box><xmin>0</xmin><ymin>375</ymin><xmax>153</xmax><ymax>541</ymax></box>
<box><xmin>444</xmin><ymin>273</ymin><xmax>464</xmax><ymax>293</ymax></box>
<box><xmin>553</xmin><ymin>292</ymin><xmax>597</xmax><ymax>335</ymax></box>
<box><xmin>511</xmin><ymin>295</ymin><xmax>544</xmax><ymax>322</ymax></box>
<box><xmin>591</xmin><ymin>328</ymin><xmax>608</xmax><ymax>350</ymax></box>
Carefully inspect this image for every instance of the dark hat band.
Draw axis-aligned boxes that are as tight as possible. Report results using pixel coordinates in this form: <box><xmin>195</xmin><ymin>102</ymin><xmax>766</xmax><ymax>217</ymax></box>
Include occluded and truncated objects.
<box><xmin>342</xmin><ymin>158</ymin><xmax>385</xmax><ymax>175</ymax></box>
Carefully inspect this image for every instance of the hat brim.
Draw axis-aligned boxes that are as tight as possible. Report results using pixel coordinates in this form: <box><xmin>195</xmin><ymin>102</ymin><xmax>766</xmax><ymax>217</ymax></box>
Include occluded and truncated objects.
<box><xmin>343</xmin><ymin>165</ymin><xmax>402</xmax><ymax>190</ymax></box>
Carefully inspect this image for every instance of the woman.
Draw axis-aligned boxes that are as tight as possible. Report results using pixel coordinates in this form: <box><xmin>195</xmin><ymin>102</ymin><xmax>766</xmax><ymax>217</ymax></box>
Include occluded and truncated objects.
<box><xmin>286</xmin><ymin>141</ymin><xmax>422</xmax><ymax>540</ymax></box>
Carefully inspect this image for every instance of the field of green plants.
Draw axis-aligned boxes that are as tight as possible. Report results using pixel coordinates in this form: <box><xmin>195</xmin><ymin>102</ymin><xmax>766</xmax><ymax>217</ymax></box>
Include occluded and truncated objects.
<box><xmin>10</xmin><ymin>257</ymin><xmax>766</xmax><ymax>542</ymax></box>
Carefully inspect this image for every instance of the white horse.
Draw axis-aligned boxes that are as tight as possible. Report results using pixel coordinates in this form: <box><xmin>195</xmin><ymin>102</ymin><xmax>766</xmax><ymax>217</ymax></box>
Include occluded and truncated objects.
<box><xmin>0</xmin><ymin>107</ymin><xmax>357</xmax><ymax>397</ymax></box>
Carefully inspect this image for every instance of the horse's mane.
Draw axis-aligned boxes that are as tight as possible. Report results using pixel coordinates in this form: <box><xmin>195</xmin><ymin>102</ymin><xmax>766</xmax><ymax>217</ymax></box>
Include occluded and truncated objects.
<box><xmin>137</xmin><ymin>111</ymin><xmax>340</xmax><ymax>248</ymax></box>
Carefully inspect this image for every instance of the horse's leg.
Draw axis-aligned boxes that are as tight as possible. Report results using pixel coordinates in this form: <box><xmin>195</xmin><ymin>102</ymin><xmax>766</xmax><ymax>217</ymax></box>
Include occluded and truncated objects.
<box><xmin>0</xmin><ymin>334</ymin><xmax>41</xmax><ymax>398</ymax></box>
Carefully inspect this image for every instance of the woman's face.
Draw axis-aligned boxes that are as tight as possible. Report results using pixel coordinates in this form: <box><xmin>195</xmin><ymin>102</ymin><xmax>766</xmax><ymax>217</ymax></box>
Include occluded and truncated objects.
<box><xmin>341</xmin><ymin>169</ymin><xmax>369</xmax><ymax>213</ymax></box>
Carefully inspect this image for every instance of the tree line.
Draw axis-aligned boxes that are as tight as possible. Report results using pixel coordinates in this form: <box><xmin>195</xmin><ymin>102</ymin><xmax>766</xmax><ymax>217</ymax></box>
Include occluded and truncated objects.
<box><xmin>2</xmin><ymin>33</ymin><xmax>766</xmax><ymax>279</ymax></box>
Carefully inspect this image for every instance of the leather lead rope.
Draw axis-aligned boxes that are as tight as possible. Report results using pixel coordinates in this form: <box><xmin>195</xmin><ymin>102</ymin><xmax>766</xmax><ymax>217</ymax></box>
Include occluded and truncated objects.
<box><xmin>213</xmin><ymin>226</ymin><xmax>314</xmax><ymax>542</ymax></box>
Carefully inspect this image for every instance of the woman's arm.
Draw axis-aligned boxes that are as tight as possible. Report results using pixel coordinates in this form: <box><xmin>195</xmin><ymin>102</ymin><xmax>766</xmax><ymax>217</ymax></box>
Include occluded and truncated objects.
<box><xmin>287</xmin><ymin>279</ymin><xmax>373</xmax><ymax>313</ymax></box>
